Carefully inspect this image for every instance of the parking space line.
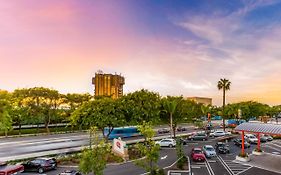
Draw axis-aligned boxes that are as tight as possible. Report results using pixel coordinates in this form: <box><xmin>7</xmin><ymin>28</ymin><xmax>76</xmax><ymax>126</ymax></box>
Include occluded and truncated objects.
<box><xmin>236</xmin><ymin>167</ymin><xmax>252</xmax><ymax>175</ymax></box>
<box><xmin>191</xmin><ymin>166</ymin><xmax>203</xmax><ymax>169</ymax></box>
<box><xmin>263</xmin><ymin>144</ymin><xmax>281</xmax><ymax>152</ymax></box>
<box><xmin>195</xmin><ymin>162</ymin><xmax>205</xmax><ymax>165</ymax></box>
<box><xmin>217</xmin><ymin>156</ymin><xmax>233</xmax><ymax>175</ymax></box>
<box><xmin>205</xmin><ymin>159</ymin><xmax>215</xmax><ymax>175</ymax></box>
<box><xmin>269</xmin><ymin>142</ymin><xmax>281</xmax><ymax>149</ymax></box>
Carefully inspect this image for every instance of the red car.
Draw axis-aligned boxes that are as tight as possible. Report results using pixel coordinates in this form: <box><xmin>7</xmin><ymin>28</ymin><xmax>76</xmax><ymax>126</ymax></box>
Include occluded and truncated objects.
<box><xmin>0</xmin><ymin>162</ymin><xmax>24</xmax><ymax>175</ymax></box>
<box><xmin>191</xmin><ymin>148</ymin><xmax>206</xmax><ymax>162</ymax></box>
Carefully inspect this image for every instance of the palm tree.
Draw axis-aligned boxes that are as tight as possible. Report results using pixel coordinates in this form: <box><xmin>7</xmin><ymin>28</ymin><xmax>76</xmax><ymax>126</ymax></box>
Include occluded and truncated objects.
<box><xmin>163</xmin><ymin>98</ymin><xmax>179</xmax><ymax>138</ymax></box>
<box><xmin>217</xmin><ymin>78</ymin><xmax>231</xmax><ymax>131</ymax></box>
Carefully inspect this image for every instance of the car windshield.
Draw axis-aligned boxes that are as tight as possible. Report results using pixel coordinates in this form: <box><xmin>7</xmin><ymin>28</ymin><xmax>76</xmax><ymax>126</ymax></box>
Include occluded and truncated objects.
<box><xmin>206</xmin><ymin>147</ymin><xmax>214</xmax><ymax>151</ymax></box>
<box><xmin>194</xmin><ymin>149</ymin><xmax>202</xmax><ymax>154</ymax></box>
<box><xmin>197</xmin><ymin>134</ymin><xmax>205</xmax><ymax>136</ymax></box>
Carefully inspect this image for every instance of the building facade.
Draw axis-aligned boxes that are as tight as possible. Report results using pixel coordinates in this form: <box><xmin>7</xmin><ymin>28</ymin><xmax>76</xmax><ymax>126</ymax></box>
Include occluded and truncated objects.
<box><xmin>92</xmin><ymin>71</ymin><xmax>125</xmax><ymax>99</ymax></box>
<box><xmin>186</xmin><ymin>97</ymin><xmax>212</xmax><ymax>106</ymax></box>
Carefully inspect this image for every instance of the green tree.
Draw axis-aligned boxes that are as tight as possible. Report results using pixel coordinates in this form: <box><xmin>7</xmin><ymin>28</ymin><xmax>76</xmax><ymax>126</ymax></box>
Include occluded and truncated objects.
<box><xmin>163</xmin><ymin>96</ymin><xmax>181</xmax><ymax>137</ymax></box>
<box><xmin>135</xmin><ymin>121</ymin><xmax>160</xmax><ymax>174</ymax></box>
<box><xmin>121</xmin><ymin>89</ymin><xmax>161</xmax><ymax>125</ymax></box>
<box><xmin>162</xmin><ymin>96</ymin><xmax>182</xmax><ymax>138</ymax></box>
<box><xmin>79</xmin><ymin>126</ymin><xmax>110</xmax><ymax>175</ymax></box>
<box><xmin>28</xmin><ymin>87</ymin><xmax>62</xmax><ymax>134</ymax></box>
<box><xmin>71</xmin><ymin>97</ymin><xmax>126</xmax><ymax>141</ymax></box>
<box><xmin>217</xmin><ymin>78</ymin><xmax>231</xmax><ymax>131</ymax></box>
<box><xmin>0</xmin><ymin>98</ymin><xmax>12</xmax><ymax>137</ymax></box>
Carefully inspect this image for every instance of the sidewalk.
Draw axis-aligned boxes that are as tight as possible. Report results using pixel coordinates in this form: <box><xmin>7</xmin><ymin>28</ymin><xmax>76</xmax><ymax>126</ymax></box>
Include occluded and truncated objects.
<box><xmin>244</xmin><ymin>152</ymin><xmax>281</xmax><ymax>174</ymax></box>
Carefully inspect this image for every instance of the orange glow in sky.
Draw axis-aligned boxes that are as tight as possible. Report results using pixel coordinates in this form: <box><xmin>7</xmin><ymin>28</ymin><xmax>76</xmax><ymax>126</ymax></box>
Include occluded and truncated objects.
<box><xmin>1</xmin><ymin>1</ymin><xmax>281</xmax><ymax>105</ymax></box>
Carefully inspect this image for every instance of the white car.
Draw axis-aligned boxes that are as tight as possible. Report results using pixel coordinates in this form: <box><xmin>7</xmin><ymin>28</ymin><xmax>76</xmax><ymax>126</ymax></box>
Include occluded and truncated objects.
<box><xmin>203</xmin><ymin>145</ymin><xmax>217</xmax><ymax>158</ymax></box>
<box><xmin>155</xmin><ymin>138</ymin><xmax>176</xmax><ymax>147</ymax></box>
<box><xmin>244</xmin><ymin>134</ymin><xmax>258</xmax><ymax>144</ymax></box>
<box><xmin>209</xmin><ymin>131</ymin><xmax>231</xmax><ymax>137</ymax></box>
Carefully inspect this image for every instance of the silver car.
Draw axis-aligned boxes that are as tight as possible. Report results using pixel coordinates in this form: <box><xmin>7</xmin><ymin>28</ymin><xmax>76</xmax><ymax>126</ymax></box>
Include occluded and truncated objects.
<box><xmin>203</xmin><ymin>145</ymin><xmax>217</xmax><ymax>158</ymax></box>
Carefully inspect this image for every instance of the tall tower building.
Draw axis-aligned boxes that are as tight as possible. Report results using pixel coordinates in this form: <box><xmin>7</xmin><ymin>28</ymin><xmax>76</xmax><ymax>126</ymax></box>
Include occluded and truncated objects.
<box><xmin>92</xmin><ymin>71</ymin><xmax>125</xmax><ymax>99</ymax></box>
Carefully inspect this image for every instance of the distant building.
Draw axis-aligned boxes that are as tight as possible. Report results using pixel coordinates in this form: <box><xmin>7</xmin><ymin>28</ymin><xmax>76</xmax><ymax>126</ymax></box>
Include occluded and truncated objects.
<box><xmin>92</xmin><ymin>71</ymin><xmax>125</xmax><ymax>99</ymax></box>
<box><xmin>186</xmin><ymin>97</ymin><xmax>212</xmax><ymax>105</ymax></box>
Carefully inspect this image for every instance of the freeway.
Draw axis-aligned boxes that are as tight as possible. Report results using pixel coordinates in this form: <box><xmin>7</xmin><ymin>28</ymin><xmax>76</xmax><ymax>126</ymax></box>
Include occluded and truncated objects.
<box><xmin>0</xmin><ymin>125</ymin><xmax>196</xmax><ymax>161</ymax></box>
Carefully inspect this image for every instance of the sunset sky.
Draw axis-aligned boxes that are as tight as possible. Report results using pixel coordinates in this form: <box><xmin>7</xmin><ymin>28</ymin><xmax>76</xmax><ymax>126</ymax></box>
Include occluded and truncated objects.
<box><xmin>1</xmin><ymin>0</ymin><xmax>281</xmax><ymax>105</ymax></box>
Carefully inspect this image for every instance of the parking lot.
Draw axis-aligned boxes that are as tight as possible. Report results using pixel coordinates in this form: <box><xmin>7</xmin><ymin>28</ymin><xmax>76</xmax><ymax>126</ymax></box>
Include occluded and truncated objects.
<box><xmin>187</xmin><ymin>136</ymin><xmax>281</xmax><ymax>175</ymax></box>
<box><xmin>19</xmin><ymin>134</ymin><xmax>281</xmax><ymax>175</ymax></box>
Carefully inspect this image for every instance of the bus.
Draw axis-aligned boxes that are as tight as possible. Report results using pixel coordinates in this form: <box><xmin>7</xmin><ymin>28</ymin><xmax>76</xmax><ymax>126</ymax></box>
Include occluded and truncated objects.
<box><xmin>227</xmin><ymin>119</ymin><xmax>246</xmax><ymax>128</ymax></box>
<box><xmin>104</xmin><ymin>126</ymin><xmax>141</xmax><ymax>140</ymax></box>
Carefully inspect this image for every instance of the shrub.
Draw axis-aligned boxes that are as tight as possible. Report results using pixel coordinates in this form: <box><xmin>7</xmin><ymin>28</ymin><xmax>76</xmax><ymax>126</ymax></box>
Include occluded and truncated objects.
<box><xmin>254</xmin><ymin>148</ymin><xmax>262</xmax><ymax>152</ymax></box>
<box><xmin>238</xmin><ymin>152</ymin><xmax>248</xmax><ymax>158</ymax></box>
<box><xmin>273</xmin><ymin>135</ymin><xmax>281</xmax><ymax>139</ymax></box>
<box><xmin>157</xmin><ymin>168</ymin><xmax>165</xmax><ymax>175</ymax></box>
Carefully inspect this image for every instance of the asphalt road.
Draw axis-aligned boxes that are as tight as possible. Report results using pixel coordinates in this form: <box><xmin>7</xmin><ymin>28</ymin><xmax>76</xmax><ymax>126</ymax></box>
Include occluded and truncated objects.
<box><xmin>1</xmin><ymin>124</ymin><xmax>281</xmax><ymax>175</ymax></box>
<box><xmin>20</xmin><ymin>137</ymin><xmax>281</xmax><ymax>175</ymax></box>
<box><xmin>0</xmin><ymin>125</ymin><xmax>196</xmax><ymax>161</ymax></box>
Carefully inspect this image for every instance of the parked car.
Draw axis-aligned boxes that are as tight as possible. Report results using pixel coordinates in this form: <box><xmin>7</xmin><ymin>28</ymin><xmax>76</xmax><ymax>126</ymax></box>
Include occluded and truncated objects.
<box><xmin>261</xmin><ymin>134</ymin><xmax>273</xmax><ymax>142</ymax></box>
<box><xmin>189</xmin><ymin>133</ymin><xmax>208</xmax><ymax>141</ymax></box>
<box><xmin>260</xmin><ymin>136</ymin><xmax>267</xmax><ymax>142</ymax></box>
<box><xmin>205</xmin><ymin>123</ymin><xmax>213</xmax><ymax>130</ymax></box>
<box><xmin>59</xmin><ymin>170</ymin><xmax>82</xmax><ymax>175</ymax></box>
<box><xmin>22</xmin><ymin>157</ymin><xmax>57</xmax><ymax>174</ymax></box>
<box><xmin>191</xmin><ymin>148</ymin><xmax>206</xmax><ymax>162</ymax></box>
<box><xmin>212</xmin><ymin>116</ymin><xmax>222</xmax><ymax>120</ymax></box>
<box><xmin>0</xmin><ymin>161</ymin><xmax>24</xmax><ymax>175</ymax></box>
<box><xmin>244</xmin><ymin>134</ymin><xmax>258</xmax><ymax>144</ymax></box>
<box><xmin>202</xmin><ymin>145</ymin><xmax>217</xmax><ymax>158</ymax></box>
<box><xmin>233</xmin><ymin>138</ymin><xmax>250</xmax><ymax>148</ymax></box>
<box><xmin>157</xmin><ymin>128</ymin><xmax>170</xmax><ymax>134</ymax></box>
<box><xmin>209</xmin><ymin>130</ymin><xmax>231</xmax><ymax>137</ymax></box>
<box><xmin>178</xmin><ymin>138</ymin><xmax>188</xmax><ymax>145</ymax></box>
<box><xmin>215</xmin><ymin>142</ymin><xmax>230</xmax><ymax>154</ymax></box>
<box><xmin>155</xmin><ymin>138</ymin><xmax>176</xmax><ymax>147</ymax></box>
<box><xmin>177</xmin><ymin>126</ymin><xmax>187</xmax><ymax>132</ymax></box>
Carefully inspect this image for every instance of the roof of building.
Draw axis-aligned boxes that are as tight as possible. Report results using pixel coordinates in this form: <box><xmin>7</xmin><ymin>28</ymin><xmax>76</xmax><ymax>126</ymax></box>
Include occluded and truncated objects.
<box><xmin>235</xmin><ymin>122</ymin><xmax>281</xmax><ymax>135</ymax></box>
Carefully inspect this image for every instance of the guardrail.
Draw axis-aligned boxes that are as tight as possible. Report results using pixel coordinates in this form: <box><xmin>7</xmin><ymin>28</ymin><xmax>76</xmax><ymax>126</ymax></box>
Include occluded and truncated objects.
<box><xmin>3</xmin><ymin>132</ymin><xmax>194</xmax><ymax>162</ymax></box>
<box><xmin>12</xmin><ymin>123</ymin><xmax>69</xmax><ymax>129</ymax></box>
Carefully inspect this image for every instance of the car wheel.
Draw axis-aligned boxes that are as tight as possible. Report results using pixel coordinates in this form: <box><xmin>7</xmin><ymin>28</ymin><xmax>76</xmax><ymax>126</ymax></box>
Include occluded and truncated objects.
<box><xmin>169</xmin><ymin>144</ymin><xmax>173</xmax><ymax>148</ymax></box>
<box><xmin>38</xmin><ymin>167</ymin><xmax>44</xmax><ymax>174</ymax></box>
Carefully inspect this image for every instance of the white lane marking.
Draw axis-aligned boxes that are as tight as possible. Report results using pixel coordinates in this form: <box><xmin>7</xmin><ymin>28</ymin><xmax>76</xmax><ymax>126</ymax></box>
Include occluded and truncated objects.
<box><xmin>269</xmin><ymin>142</ymin><xmax>281</xmax><ymax>149</ymax></box>
<box><xmin>0</xmin><ymin>135</ymin><xmax>88</xmax><ymax>147</ymax></box>
<box><xmin>191</xmin><ymin>166</ymin><xmax>202</xmax><ymax>169</ymax></box>
<box><xmin>205</xmin><ymin>159</ymin><xmax>215</xmax><ymax>175</ymax></box>
<box><xmin>236</xmin><ymin>167</ymin><xmax>252</xmax><ymax>175</ymax></box>
<box><xmin>264</xmin><ymin>144</ymin><xmax>281</xmax><ymax>152</ymax></box>
<box><xmin>161</xmin><ymin>155</ymin><xmax>167</xmax><ymax>160</ymax></box>
<box><xmin>217</xmin><ymin>156</ymin><xmax>233</xmax><ymax>175</ymax></box>
<box><xmin>272</xmin><ymin>152</ymin><xmax>280</xmax><ymax>155</ymax></box>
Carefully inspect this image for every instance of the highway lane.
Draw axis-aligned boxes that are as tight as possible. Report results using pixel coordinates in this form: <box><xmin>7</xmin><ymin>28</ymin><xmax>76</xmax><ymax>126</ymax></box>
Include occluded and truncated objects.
<box><xmin>0</xmin><ymin>125</ymin><xmax>195</xmax><ymax>161</ymax></box>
